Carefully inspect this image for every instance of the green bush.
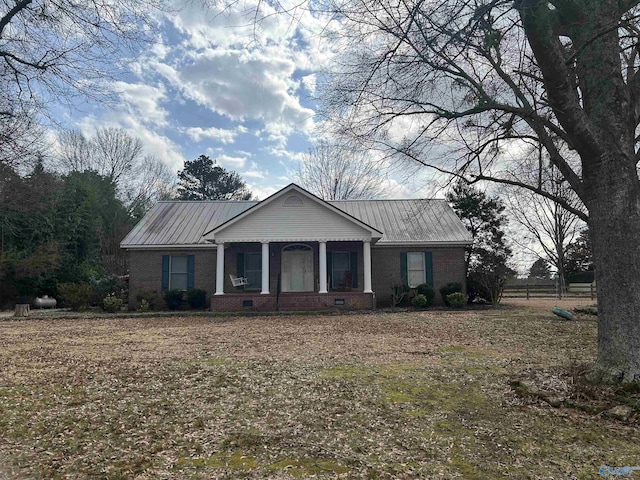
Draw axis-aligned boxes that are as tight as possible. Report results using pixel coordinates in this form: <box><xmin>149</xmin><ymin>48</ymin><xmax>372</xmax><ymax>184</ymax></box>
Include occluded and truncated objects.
<box><xmin>412</xmin><ymin>294</ymin><xmax>429</xmax><ymax>308</ymax></box>
<box><xmin>186</xmin><ymin>289</ymin><xmax>207</xmax><ymax>309</ymax></box>
<box><xmin>164</xmin><ymin>289</ymin><xmax>184</xmax><ymax>310</ymax></box>
<box><xmin>91</xmin><ymin>275</ymin><xmax>126</xmax><ymax>306</ymax></box>
<box><xmin>103</xmin><ymin>294</ymin><xmax>123</xmax><ymax>313</ymax></box>
<box><xmin>415</xmin><ymin>283</ymin><xmax>435</xmax><ymax>307</ymax></box>
<box><xmin>135</xmin><ymin>289</ymin><xmax>158</xmax><ymax>310</ymax></box>
<box><xmin>138</xmin><ymin>299</ymin><xmax>150</xmax><ymax>312</ymax></box>
<box><xmin>440</xmin><ymin>282</ymin><xmax>462</xmax><ymax>306</ymax></box>
<box><xmin>446</xmin><ymin>292</ymin><xmax>466</xmax><ymax>308</ymax></box>
<box><xmin>392</xmin><ymin>284</ymin><xmax>410</xmax><ymax>307</ymax></box>
<box><xmin>58</xmin><ymin>283</ymin><xmax>93</xmax><ymax>311</ymax></box>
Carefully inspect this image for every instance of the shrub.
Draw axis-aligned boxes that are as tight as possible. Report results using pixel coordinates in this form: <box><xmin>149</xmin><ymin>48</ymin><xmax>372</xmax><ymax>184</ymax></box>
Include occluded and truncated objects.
<box><xmin>91</xmin><ymin>275</ymin><xmax>126</xmax><ymax>306</ymax></box>
<box><xmin>411</xmin><ymin>294</ymin><xmax>429</xmax><ymax>308</ymax></box>
<box><xmin>446</xmin><ymin>292</ymin><xmax>466</xmax><ymax>308</ymax></box>
<box><xmin>186</xmin><ymin>289</ymin><xmax>207</xmax><ymax>309</ymax></box>
<box><xmin>58</xmin><ymin>283</ymin><xmax>93</xmax><ymax>311</ymax></box>
<box><xmin>415</xmin><ymin>283</ymin><xmax>435</xmax><ymax>307</ymax></box>
<box><xmin>392</xmin><ymin>284</ymin><xmax>410</xmax><ymax>307</ymax></box>
<box><xmin>440</xmin><ymin>282</ymin><xmax>462</xmax><ymax>306</ymax></box>
<box><xmin>135</xmin><ymin>289</ymin><xmax>158</xmax><ymax>310</ymax></box>
<box><xmin>164</xmin><ymin>289</ymin><xmax>184</xmax><ymax>310</ymax></box>
<box><xmin>138</xmin><ymin>299</ymin><xmax>150</xmax><ymax>312</ymax></box>
<box><xmin>103</xmin><ymin>294</ymin><xmax>123</xmax><ymax>313</ymax></box>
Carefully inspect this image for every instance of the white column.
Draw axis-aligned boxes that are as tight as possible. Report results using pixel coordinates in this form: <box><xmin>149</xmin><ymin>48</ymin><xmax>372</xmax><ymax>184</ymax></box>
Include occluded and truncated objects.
<box><xmin>261</xmin><ymin>242</ymin><xmax>270</xmax><ymax>294</ymax></box>
<box><xmin>363</xmin><ymin>240</ymin><xmax>373</xmax><ymax>293</ymax></box>
<box><xmin>215</xmin><ymin>242</ymin><xmax>225</xmax><ymax>295</ymax></box>
<box><xmin>319</xmin><ymin>241</ymin><xmax>328</xmax><ymax>293</ymax></box>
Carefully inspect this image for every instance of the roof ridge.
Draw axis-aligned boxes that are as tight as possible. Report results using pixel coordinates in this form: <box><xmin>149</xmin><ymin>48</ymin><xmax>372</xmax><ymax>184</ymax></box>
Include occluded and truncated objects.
<box><xmin>329</xmin><ymin>198</ymin><xmax>445</xmax><ymax>202</ymax></box>
<box><xmin>157</xmin><ymin>200</ymin><xmax>258</xmax><ymax>203</ymax></box>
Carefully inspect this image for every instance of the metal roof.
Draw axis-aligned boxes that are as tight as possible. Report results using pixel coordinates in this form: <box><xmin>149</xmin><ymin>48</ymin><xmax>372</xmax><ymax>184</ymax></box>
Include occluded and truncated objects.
<box><xmin>121</xmin><ymin>198</ymin><xmax>471</xmax><ymax>248</ymax></box>
<box><xmin>331</xmin><ymin>199</ymin><xmax>472</xmax><ymax>244</ymax></box>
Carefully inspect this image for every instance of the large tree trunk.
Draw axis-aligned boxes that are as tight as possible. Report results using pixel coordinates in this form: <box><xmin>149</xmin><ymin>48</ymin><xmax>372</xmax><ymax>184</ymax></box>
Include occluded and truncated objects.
<box><xmin>585</xmin><ymin>157</ymin><xmax>640</xmax><ymax>383</ymax></box>
<box><xmin>518</xmin><ymin>1</ymin><xmax>640</xmax><ymax>383</ymax></box>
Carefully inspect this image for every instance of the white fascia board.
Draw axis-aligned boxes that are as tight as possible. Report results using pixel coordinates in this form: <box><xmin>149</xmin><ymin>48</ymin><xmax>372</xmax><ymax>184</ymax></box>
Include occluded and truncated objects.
<box><xmin>374</xmin><ymin>241</ymin><xmax>471</xmax><ymax>247</ymax></box>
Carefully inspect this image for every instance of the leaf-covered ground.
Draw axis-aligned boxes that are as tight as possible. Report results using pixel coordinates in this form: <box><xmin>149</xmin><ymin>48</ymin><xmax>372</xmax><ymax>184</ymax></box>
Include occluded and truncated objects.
<box><xmin>0</xmin><ymin>301</ymin><xmax>638</xmax><ymax>479</ymax></box>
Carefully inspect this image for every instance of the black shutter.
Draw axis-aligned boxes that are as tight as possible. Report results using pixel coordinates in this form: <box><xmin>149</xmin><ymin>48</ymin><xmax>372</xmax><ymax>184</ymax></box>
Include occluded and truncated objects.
<box><xmin>350</xmin><ymin>251</ymin><xmax>358</xmax><ymax>288</ymax></box>
<box><xmin>187</xmin><ymin>255</ymin><xmax>195</xmax><ymax>290</ymax></box>
<box><xmin>425</xmin><ymin>252</ymin><xmax>433</xmax><ymax>286</ymax></box>
<box><xmin>400</xmin><ymin>252</ymin><xmax>408</xmax><ymax>286</ymax></box>
<box><xmin>161</xmin><ymin>255</ymin><xmax>170</xmax><ymax>290</ymax></box>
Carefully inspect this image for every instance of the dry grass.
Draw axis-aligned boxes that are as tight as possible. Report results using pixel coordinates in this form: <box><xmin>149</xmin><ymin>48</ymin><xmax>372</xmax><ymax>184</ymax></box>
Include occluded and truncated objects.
<box><xmin>0</xmin><ymin>300</ymin><xmax>638</xmax><ymax>479</ymax></box>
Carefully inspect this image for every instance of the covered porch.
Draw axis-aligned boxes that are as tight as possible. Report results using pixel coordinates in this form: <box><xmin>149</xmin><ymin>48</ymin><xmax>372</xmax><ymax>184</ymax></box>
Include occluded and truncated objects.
<box><xmin>202</xmin><ymin>184</ymin><xmax>381</xmax><ymax>312</ymax></box>
<box><xmin>209</xmin><ymin>240</ymin><xmax>375</xmax><ymax>311</ymax></box>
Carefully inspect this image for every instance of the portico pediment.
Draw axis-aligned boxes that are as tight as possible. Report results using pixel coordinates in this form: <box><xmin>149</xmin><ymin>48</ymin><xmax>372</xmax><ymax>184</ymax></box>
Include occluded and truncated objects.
<box><xmin>203</xmin><ymin>184</ymin><xmax>382</xmax><ymax>243</ymax></box>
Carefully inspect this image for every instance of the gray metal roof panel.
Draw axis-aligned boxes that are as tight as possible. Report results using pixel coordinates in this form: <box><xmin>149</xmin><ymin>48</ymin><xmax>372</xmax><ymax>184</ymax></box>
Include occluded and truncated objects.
<box><xmin>121</xmin><ymin>198</ymin><xmax>471</xmax><ymax>247</ymax></box>
<box><xmin>328</xmin><ymin>199</ymin><xmax>472</xmax><ymax>244</ymax></box>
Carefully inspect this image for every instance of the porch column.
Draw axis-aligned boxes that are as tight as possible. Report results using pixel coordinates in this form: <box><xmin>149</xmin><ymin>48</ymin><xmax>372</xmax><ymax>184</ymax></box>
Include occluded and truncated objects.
<box><xmin>215</xmin><ymin>242</ymin><xmax>225</xmax><ymax>295</ymax></box>
<box><xmin>261</xmin><ymin>242</ymin><xmax>270</xmax><ymax>294</ymax></box>
<box><xmin>319</xmin><ymin>241</ymin><xmax>328</xmax><ymax>293</ymax></box>
<box><xmin>363</xmin><ymin>240</ymin><xmax>373</xmax><ymax>293</ymax></box>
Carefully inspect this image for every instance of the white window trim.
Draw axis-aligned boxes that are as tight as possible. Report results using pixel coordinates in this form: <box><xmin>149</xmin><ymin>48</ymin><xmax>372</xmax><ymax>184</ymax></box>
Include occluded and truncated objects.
<box><xmin>407</xmin><ymin>252</ymin><xmax>426</xmax><ymax>288</ymax></box>
<box><xmin>169</xmin><ymin>255</ymin><xmax>189</xmax><ymax>291</ymax></box>
<box><xmin>283</xmin><ymin>195</ymin><xmax>304</xmax><ymax>206</ymax></box>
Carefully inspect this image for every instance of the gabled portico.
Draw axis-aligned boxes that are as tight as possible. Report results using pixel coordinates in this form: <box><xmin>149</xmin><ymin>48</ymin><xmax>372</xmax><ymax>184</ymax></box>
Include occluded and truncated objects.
<box><xmin>203</xmin><ymin>184</ymin><xmax>381</xmax><ymax>309</ymax></box>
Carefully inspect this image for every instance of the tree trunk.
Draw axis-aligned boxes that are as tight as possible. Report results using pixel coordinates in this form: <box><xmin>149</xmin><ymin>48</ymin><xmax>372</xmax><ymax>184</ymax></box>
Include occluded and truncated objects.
<box><xmin>585</xmin><ymin>159</ymin><xmax>640</xmax><ymax>383</ymax></box>
<box><xmin>14</xmin><ymin>304</ymin><xmax>30</xmax><ymax>317</ymax></box>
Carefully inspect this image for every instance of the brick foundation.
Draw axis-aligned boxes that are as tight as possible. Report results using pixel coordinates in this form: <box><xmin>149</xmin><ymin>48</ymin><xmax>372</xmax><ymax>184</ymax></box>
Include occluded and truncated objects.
<box><xmin>210</xmin><ymin>292</ymin><xmax>374</xmax><ymax>312</ymax></box>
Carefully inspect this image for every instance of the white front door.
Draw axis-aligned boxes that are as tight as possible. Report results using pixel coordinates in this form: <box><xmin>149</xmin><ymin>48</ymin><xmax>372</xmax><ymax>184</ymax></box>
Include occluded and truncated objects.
<box><xmin>282</xmin><ymin>247</ymin><xmax>314</xmax><ymax>292</ymax></box>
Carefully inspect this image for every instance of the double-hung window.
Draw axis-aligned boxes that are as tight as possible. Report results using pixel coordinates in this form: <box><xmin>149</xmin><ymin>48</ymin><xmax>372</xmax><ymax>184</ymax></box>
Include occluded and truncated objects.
<box><xmin>407</xmin><ymin>252</ymin><xmax>425</xmax><ymax>288</ymax></box>
<box><xmin>401</xmin><ymin>252</ymin><xmax>433</xmax><ymax>287</ymax></box>
<box><xmin>162</xmin><ymin>255</ymin><xmax>194</xmax><ymax>290</ymax></box>
<box><xmin>169</xmin><ymin>256</ymin><xmax>188</xmax><ymax>290</ymax></box>
<box><xmin>331</xmin><ymin>252</ymin><xmax>351</xmax><ymax>289</ymax></box>
<box><xmin>243</xmin><ymin>252</ymin><xmax>262</xmax><ymax>290</ymax></box>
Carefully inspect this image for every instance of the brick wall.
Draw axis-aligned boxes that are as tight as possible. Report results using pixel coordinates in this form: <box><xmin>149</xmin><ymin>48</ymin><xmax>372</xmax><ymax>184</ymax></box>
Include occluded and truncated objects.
<box><xmin>127</xmin><ymin>243</ymin><xmax>465</xmax><ymax>309</ymax></box>
<box><xmin>210</xmin><ymin>292</ymin><xmax>374</xmax><ymax>312</ymax></box>
<box><xmin>127</xmin><ymin>249</ymin><xmax>216</xmax><ymax>308</ymax></box>
<box><xmin>371</xmin><ymin>245</ymin><xmax>466</xmax><ymax>306</ymax></box>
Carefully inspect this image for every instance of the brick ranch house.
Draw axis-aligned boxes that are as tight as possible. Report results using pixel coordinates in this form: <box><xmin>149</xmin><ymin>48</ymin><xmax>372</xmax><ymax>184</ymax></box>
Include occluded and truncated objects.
<box><xmin>120</xmin><ymin>183</ymin><xmax>471</xmax><ymax>311</ymax></box>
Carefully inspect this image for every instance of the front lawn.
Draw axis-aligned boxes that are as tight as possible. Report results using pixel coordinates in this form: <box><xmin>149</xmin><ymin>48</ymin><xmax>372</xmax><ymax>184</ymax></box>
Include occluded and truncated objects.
<box><xmin>0</xmin><ymin>303</ymin><xmax>637</xmax><ymax>479</ymax></box>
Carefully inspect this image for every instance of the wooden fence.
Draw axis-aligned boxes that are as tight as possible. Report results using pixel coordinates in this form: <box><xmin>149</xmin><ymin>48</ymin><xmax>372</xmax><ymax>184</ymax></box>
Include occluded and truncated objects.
<box><xmin>503</xmin><ymin>283</ymin><xmax>596</xmax><ymax>300</ymax></box>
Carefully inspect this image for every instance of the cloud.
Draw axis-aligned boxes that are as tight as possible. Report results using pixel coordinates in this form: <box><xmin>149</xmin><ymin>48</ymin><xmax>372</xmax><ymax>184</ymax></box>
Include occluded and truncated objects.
<box><xmin>217</xmin><ymin>154</ymin><xmax>248</xmax><ymax>169</ymax></box>
<box><xmin>183</xmin><ymin>126</ymin><xmax>242</xmax><ymax>144</ymax></box>
<box><xmin>248</xmin><ymin>183</ymin><xmax>281</xmax><ymax>201</ymax></box>
<box><xmin>112</xmin><ymin>81</ymin><xmax>168</xmax><ymax>127</ymax></box>
<box><xmin>152</xmin><ymin>47</ymin><xmax>315</xmax><ymax>140</ymax></box>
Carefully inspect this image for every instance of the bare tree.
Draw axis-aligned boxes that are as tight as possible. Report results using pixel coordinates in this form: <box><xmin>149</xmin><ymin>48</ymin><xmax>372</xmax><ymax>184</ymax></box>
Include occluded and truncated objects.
<box><xmin>57</xmin><ymin>130</ymin><xmax>95</xmax><ymax>173</ymax></box>
<box><xmin>0</xmin><ymin>0</ymin><xmax>166</xmax><ymax>121</ymax></box>
<box><xmin>55</xmin><ymin>128</ymin><xmax>172</xmax><ymax>216</ymax></box>
<box><xmin>0</xmin><ymin>110</ymin><xmax>45</xmax><ymax>170</ymax></box>
<box><xmin>504</xmin><ymin>157</ymin><xmax>585</xmax><ymax>295</ymax></box>
<box><xmin>0</xmin><ymin>0</ymin><xmax>167</xmax><ymax>170</ymax></box>
<box><xmin>295</xmin><ymin>141</ymin><xmax>385</xmax><ymax>200</ymax></box>
<box><xmin>93</xmin><ymin>128</ymin><xmax>144</xmax><ymax>183</ymax></box>
<box><xmin>124</xmin><ymin>154</ymin><xmax>175</xmax><ymax>218</ymax></box>
<box><xmin>315</xmin><ymin>0</ymin><xmax>640</xmax><ymax>382</ymax></box>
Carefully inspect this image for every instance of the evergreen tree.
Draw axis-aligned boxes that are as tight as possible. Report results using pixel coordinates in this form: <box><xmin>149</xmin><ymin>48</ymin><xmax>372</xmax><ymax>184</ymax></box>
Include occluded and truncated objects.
<box><xmin>446</xmin><ymin>182</ymin><xmax>514</xmax><ymax>304</ymax></box>
<box><xmin>528</xmin><ymin>258</ymin><xmax>551</xmax><ymax>279</ymax></box>
<box><xmin>177</xmin><ymin>155</ymin><xmax>252</xmax><ymax>201</ymax></box>
<box><xmin>564</xmin><ymin>228</ymin><xmax>594</xmax><ymax>282</ymax></box>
